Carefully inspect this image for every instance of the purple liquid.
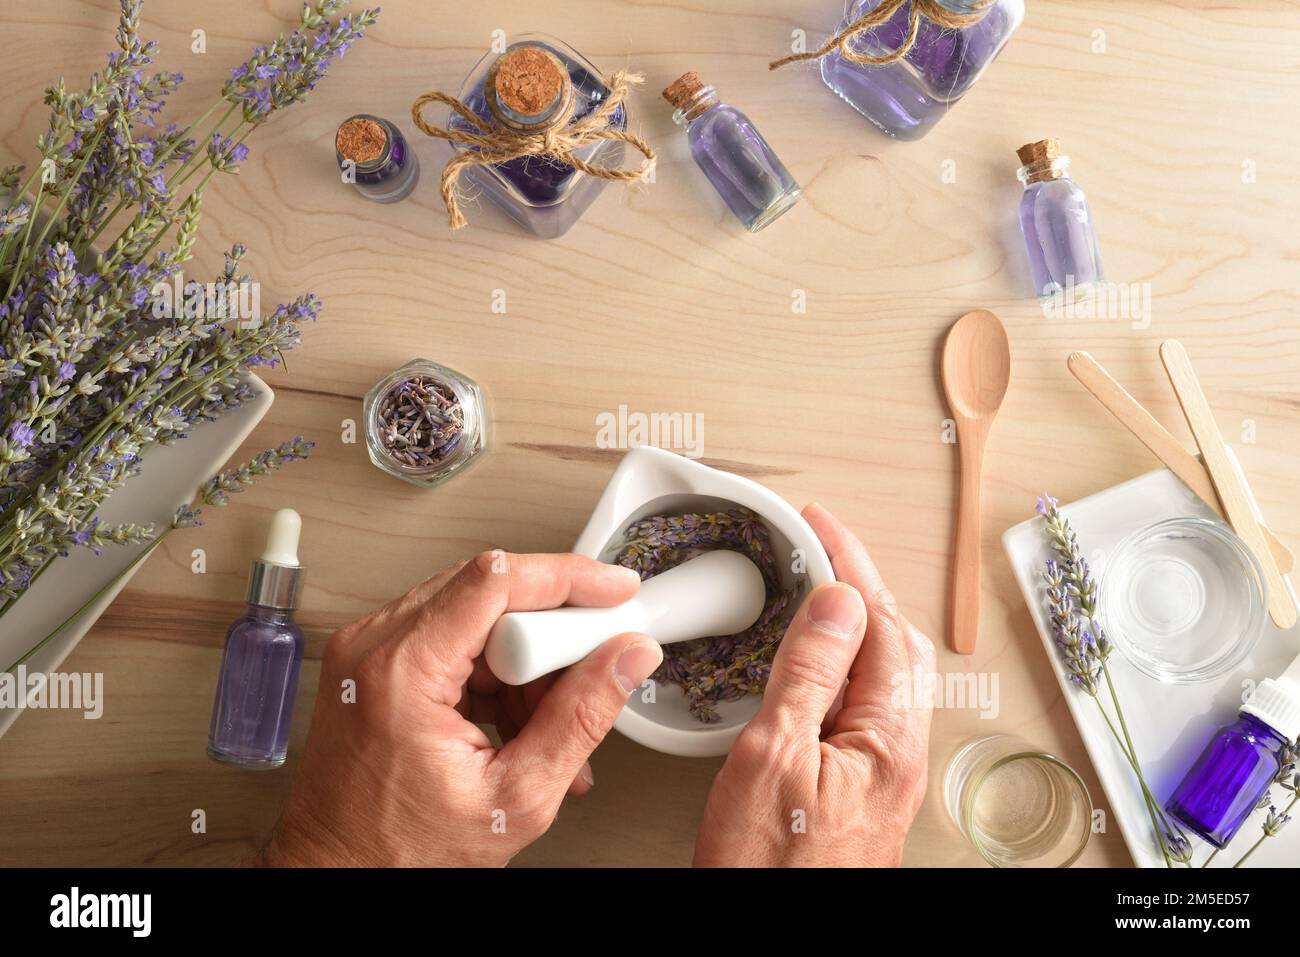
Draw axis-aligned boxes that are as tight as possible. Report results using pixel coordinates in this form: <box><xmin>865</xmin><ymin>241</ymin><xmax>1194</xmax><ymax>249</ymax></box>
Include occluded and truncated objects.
<box><xmin>207</xmin><ymin>604</ymin><xmax>304</xmax><ymax>769</ymax></box>
<box><xmin>820</xmin><ymin>0</ymin><xmax>1023</xmax><ymax>140</ymax></box>
<box><xmin>451</xmin><ymin>40</ymin><xmax>627</xmax><ymax>238</ymax></box>
<box><xmin>686</xmin><ymin>102</ymin><xmax>799</xmax><ymax>232</ymax></box>
<box><xmin>1167</xmin><ymin>713</ymin><xmax>1287</xmax><ymax>849</ymax></box>
<box><xmin>1019</xmin><ymin>174</ymin><xmax>1102</xmax><ymax>296</ymax></box>
<box><xmin>337</xmin><ymin>116</ymin><xmax>420</xmax><ymax>204</ymax></box>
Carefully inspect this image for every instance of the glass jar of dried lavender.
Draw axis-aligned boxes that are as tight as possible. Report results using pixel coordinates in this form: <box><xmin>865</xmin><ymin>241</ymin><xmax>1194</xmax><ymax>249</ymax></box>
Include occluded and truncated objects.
<box><xmin>362</xmin><ymin>358</ymin><xmax>488</xmax><ymax>488</ymax></box>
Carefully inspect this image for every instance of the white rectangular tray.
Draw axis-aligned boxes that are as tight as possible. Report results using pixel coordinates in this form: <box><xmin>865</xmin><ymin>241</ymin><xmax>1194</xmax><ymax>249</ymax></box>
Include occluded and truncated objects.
<box><xmin>0</xmin><ymin>374</ymin><xmax>273</xmax><ymax>739</ymax></box>
<box><xmin>1003</xmin><ymin>463</ymin><xmax>1299</xmax><ymax>867</ymax></box>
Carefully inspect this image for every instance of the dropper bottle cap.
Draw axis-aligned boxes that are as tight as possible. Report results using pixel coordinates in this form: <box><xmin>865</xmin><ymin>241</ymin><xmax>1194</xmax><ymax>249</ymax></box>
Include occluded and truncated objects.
<box><xmin>1242</xmin><ymin>653</ymin><xmax>1300</xmax><ymax>742</ymax></box>
<box><xmin>246</xmin><ymin>509</ymin><xmax>303</xmax><ymax>611</ymax></box>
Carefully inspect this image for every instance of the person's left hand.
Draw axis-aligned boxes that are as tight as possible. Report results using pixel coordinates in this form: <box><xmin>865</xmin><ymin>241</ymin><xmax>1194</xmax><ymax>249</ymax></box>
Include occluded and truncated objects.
<box><xmin>259</xmin><ymin>551</ymin><xmax>663</xmax><ymax>867</ymax></box>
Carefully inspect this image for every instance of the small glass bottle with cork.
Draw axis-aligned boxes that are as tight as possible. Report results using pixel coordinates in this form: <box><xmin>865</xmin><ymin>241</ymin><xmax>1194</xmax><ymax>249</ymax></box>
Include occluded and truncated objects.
<box><xmin>1016</xmin><ymin>138</ymin><xmax>1103</xmax><ymax>298</ymax></box>
<box><xmin>662</xmin><ymin>71</ymin><xmax>800</xmax><ymax>233</ymax></box>
<box><xmin>335</xmin><ymin>113</ymin><xmax>420</xmax><ymax>203</ymax></box>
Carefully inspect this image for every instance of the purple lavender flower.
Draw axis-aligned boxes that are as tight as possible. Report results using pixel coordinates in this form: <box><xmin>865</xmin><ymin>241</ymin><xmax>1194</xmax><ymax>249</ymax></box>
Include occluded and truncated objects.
<box><xmin>9</xmin><ymin>422</ymin><xmax>36</xmax><ymax>448</ymax></box>
<box><xmin>614</xmin><ymin>508</ymin><xmax>799</xmax><ymax>723</ymax></box>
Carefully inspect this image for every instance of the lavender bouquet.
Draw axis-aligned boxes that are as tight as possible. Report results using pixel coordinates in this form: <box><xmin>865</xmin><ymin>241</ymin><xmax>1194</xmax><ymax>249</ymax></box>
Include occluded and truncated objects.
<box><xmin>0</xmin><ymin>1</ymin><xmax>378</xmax><ymax>670</ymax></box>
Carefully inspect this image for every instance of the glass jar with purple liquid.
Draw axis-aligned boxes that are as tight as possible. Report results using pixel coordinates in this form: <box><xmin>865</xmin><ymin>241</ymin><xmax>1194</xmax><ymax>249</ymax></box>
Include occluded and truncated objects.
<box><xmin>821</xmin><ymin>0</ymin><xmax>1024</xmax><ymax>141</ymax></box>
<box><xmin>449</xmin><ymin>34</ymin><xmax>627</xmax><ymax>239</ymax></box>
<box><xmin>335</xmin><ymin>114</ymin><xmax>420</xmax><ymax>204</ymax></box>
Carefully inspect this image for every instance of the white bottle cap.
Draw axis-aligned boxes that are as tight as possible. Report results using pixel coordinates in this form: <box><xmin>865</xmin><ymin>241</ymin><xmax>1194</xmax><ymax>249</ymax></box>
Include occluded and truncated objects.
<box><xmin>260</xmin><ymin>508</ymin><xmax>302</xmax><ymax>566</ymax></box>
<box><xmin>247</xmin><ymin>509</ymin><xmax>304</xmax><ymax>610</ymax></box>
<box><xmin>1241</xmin><ymin>653</ymin><xmax>1300</xmax><ymax>742</ymax></box>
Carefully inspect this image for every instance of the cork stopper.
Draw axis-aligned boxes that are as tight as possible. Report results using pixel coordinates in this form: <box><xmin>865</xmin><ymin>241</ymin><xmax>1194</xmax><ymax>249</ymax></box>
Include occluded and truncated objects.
<box><xmin>492</xmin><ymin>45</ymin><xmax>567</xmax><ymax>121</ymax></box>
<box><xmin>336</xmin><ymin>116</ymin><xmax>388</xmax><ymax>165</ymax></box>
<box><xmin>1016</xmin><ymin>139</ymin><xmax>1068</xmax><ymax>184</ymax></box>
<box><xmin>662</xmin><ymin>72</ymin><xmax>706</xmax><ymax>110</ymax></box>
<box><xmin>1016</xmin><ymin>138</ymin><xmax>1061</xmax><ymax>167</ymax></box>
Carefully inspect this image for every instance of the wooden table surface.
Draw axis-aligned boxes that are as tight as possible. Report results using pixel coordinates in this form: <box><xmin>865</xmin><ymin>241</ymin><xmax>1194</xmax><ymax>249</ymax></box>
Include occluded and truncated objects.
<box><xmin>2</xmin><ymin>0</ymin><xmax>1297</xmax><ymax>868</ymax></box>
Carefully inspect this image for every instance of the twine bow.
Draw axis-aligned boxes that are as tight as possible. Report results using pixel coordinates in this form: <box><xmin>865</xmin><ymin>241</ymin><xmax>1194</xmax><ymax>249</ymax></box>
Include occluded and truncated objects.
<box><xmin>770</xmin><ymin>0</ymin><xmax>993</xmax><ymax>70</ymax></box>
<box><xmin>411</xmin><ymin>70</ymin><xmax>656</xmax><ymax>230</ymax></box>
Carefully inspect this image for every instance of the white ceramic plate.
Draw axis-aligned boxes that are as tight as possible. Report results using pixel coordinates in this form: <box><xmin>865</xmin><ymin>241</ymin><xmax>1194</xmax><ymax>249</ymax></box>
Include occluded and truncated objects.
<box><xmin>0</xmin><ymin>374</ymin><xmax>273</xmax><ymax>738</ymax></box>
<box><xmin>1003</xmin><ymin>459</ymin><xmax>1299</xmax><ymax>867</ymax></box>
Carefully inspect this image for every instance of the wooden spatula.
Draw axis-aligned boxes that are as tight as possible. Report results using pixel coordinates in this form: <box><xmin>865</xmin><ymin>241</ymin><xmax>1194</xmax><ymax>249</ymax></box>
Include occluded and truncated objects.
<box><xmin>1159</xmin><ymin>340</ymin><xmax>1296</xmax><ymax>630</ymax></box>
<box><xmin>1068</xmin><ymin>350</ymin><xmax>1293</xmax><ymax>573</ymax></box>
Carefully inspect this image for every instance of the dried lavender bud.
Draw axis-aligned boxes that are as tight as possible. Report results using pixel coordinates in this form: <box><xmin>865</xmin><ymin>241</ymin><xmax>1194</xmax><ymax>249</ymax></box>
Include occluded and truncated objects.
<box><xmin>613</xmin><ymin>507</ymin><xmax>800</xmax><ymax>723</ymax></box>
<box><xmin>373</xmin><ymin>374</ymin><xmax>465</xmax><ymax>470</ymax></box>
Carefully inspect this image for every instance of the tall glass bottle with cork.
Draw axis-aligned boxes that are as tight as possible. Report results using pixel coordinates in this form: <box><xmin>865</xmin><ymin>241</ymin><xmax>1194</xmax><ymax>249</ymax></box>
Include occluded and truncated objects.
<box><xmin>662</xmin><ymin>72</ymin><xmax>800</xmax><ymax>233</ymax></box>
<box><xmin>1015</xmin><ymin>139</ymin><xmax>1103</xmax><ymax>297</ymax></box>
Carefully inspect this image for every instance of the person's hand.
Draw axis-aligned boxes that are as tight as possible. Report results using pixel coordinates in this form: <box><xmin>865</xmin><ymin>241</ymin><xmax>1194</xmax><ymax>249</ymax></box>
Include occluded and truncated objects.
<box><xmin>259</xmin><ymin>551</ymin><xmax>663</xmax><ymax>867</ymax></box>
<box><xmin>693</xmin><ymin>503</ymin><xmax>936</xmax><ymax>867</ymax></box>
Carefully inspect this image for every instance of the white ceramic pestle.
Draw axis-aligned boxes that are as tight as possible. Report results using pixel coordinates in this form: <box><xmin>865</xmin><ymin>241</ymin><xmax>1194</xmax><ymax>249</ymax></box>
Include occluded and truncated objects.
<box><xmin>485</xmin><ymin>550</ymin><xmax>768</xmax><ymax>687</ymax></box>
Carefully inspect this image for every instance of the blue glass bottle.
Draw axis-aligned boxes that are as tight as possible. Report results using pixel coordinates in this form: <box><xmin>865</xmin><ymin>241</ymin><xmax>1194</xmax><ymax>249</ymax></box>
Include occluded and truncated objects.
<box><xmin>1016</xmin><ymin>139</ymin><xmax>1103</xmax><ymax>297</ymax></box>
<box><xmin>1167</xmin><ymin>664</ymin><xmax>1300</xmax><ymax>849</ymax></box>
<box><xmin>820</xmin><ymin>0</ymin><xmax>1024</xmax><ymax>141</ymax></box>
<box><xmin>448</xmin><ymin>34</ymin><xmax>627</xmax><ymax>239</ymax></box>
<box><xmin>208</xmin><ymin>509</ymin><xmax>306</xmax><ymax>770</ymax></box>
<box><xmin>662</xmin><ymin>72</ymin><xmax>800</xmax><ymax>232</ymax></box>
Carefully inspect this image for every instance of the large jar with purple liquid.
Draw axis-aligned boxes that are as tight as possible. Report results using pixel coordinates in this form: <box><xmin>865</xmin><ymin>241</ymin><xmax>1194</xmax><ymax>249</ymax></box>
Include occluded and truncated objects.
<box><xmin>821</xmin><ymin>0</ymin><xmax>1024</xmax><ymax>140</ymax></box>
<box><xmin>449</xmin><ymin>35</ymin><xmax>627</xmax><ymax>239</ymax></box>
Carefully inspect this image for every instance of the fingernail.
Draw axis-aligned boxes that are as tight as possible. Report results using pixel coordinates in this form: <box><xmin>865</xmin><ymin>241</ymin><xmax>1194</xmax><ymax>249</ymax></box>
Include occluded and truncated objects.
<box><xmin>579</xmin><ymin>763</ymin><xmax>595</xmax><ymax>788</ymax></box>
<box><xmin>615</xmin><ymin>642</ymin><xmax>661</xmax><ymax>695</ymax></box>
<box><xmin>807</xmin><ymin>584</ymin><xmax>864</xmax><ymax>638</ymax></box>
<box><xmin>613</xmin><ymin>565</ymin><xmax>642</xmax><ymax>588</ymax></box>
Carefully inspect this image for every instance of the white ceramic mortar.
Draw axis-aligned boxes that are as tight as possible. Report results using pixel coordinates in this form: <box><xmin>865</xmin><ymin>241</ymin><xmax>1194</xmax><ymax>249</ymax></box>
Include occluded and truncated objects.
<box><xmin>573</xmin><ymin>446</ymin><xmax>834</xmax><ymax>757</ymax></box>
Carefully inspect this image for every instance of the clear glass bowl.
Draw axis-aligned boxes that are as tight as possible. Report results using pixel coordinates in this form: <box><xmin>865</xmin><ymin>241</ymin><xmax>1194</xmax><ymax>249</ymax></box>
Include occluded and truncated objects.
<box><xmin>1100</xmin><ymin>518</ymin><xmax>1267</xmax><ymax>684</ymax></box>
<box><xmin>363</xmin><ymin>358</ymin><xmax>488</xmax><ymax>489</ymax></box>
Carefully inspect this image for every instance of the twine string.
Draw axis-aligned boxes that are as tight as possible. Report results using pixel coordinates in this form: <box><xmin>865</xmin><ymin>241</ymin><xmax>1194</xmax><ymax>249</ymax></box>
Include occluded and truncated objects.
<box><xmin>770</xmin><ymin>0</ymin><xmax>993</xmax><ymax>71</ymax></box>
<box><xmin>411</xmin><ymin>70</ymin><xmax>656</xmax><ymax>229</ymax></box>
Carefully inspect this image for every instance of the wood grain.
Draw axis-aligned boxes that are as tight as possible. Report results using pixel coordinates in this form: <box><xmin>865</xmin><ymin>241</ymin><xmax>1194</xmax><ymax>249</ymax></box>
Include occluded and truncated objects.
<box><xmin>2</xmin><ymin>0</ymin><xmax>1300</xmax><ymax>868</ymax></box>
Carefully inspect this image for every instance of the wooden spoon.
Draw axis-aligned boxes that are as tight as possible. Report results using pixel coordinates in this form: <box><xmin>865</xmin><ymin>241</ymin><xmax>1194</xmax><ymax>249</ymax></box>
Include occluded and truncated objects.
<box><xmin>941</xmin><ymin>310</ymin><xmax>1012</xmax><ymax>654</ymax></box>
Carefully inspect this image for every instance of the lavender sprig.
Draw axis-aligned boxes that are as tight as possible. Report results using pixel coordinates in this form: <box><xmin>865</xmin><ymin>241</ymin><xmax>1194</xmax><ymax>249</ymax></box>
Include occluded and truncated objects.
<box><xmin>1228</xmin><ymin>741</ymin><xmax>1298</xmax><ymax>867</ymax></box>
<box><xmin>613</xmin><ymin>508</ymin><xmax>798</xmax><ymax>723</ymax></box>
<box><xmin>1037</xmin><ymin>492</ymin><xmax>1186</xmax><ymax>867</ymax></box>
<box><xmin>5</xmin><ymin>440</ymin><xmax>313</xmax><ymax>676</ymax></box>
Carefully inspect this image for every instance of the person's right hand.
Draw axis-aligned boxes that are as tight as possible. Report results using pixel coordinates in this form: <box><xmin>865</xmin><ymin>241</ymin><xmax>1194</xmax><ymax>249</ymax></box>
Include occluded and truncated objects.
<box><xmin>259</xmin><ymin>550</ymin><xmax>662</xmax><ymax>868</ymax></box>
<box><xmin>693</xmin><ymin>503</ymin><xmax>936</xmax><ymax>867</ymax></box>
